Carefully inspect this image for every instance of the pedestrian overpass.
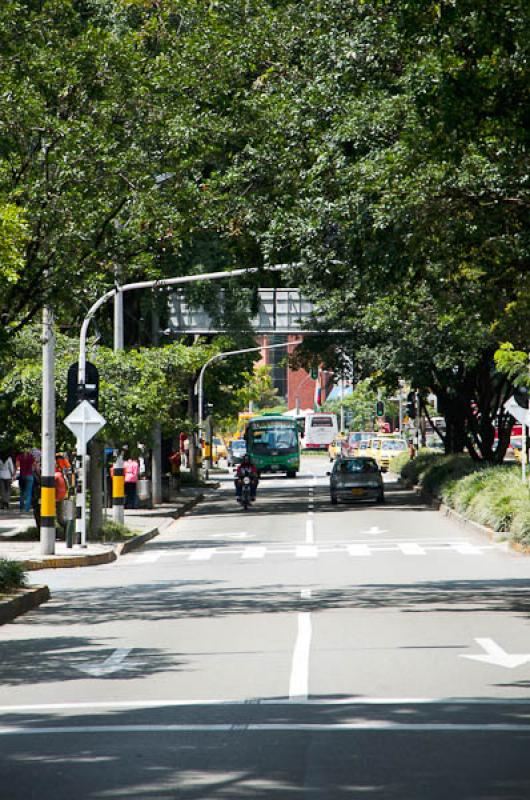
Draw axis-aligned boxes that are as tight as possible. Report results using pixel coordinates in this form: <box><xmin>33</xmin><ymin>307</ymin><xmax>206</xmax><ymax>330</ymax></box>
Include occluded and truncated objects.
<box><xmin>168</xmin><ymin>288</ymin><xmax>317</xmax><ymax>334</ymax></box>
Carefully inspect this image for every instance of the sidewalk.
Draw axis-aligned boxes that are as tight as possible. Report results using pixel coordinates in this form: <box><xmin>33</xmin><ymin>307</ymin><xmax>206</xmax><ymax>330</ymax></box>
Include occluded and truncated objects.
<box><xmin>0</xmin><ymin>488</ymin><xmax>207</xmax><ymax>570</ymax></box>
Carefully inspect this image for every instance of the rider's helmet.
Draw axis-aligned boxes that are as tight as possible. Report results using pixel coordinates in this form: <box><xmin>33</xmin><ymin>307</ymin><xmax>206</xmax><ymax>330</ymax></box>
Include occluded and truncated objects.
<box><xmin>241</xmin><ymin>454</ymin><xmax>251</xmax><ymax>466</ymax></box>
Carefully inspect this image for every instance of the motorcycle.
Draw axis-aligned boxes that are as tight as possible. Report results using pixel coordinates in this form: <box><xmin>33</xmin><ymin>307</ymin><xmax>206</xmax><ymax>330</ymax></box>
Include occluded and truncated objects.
<box><xmin>240</xmin><ymin>475</ymin><xmax>252</xmax><ymax>510</ymax></box>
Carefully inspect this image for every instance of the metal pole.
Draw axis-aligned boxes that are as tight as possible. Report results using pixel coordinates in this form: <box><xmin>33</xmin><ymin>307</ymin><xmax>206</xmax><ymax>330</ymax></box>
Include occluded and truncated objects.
<box><xmin>151</xmin><ymin>297</ymin><xmax>163</xmax><ymax>505</ymax></box>
<box><xmin>40</xmin><ymin>306</ymin><xmax>56</xmax><ymax>555</ymax></box>
<box><xmin>113</xmin><ymin>453</ymin><xmax>125</xmax><ymax>524</ymax></box>
<box><xmin>75</xmin><ymin>435</ymin><xmax>87</xmax><ymax>547</ymax></box>
<box><xmin>78</xmin><ymin>263</ymin><xmax>301</xmax><ymax>388</ymax></box>
<box><xmin>114</xmin><ymin>288</ymin><xmax>124</xmax><ymax>350</ymax></box>
<box><xmin>340</xmin><ymin>376</ymin><xmax>345</xmax><ymax>434</ymax></box>
<box><xmin>197</xmin><ymin>339</ymin><xmax>303</xmax><ymax>429</ymax></box>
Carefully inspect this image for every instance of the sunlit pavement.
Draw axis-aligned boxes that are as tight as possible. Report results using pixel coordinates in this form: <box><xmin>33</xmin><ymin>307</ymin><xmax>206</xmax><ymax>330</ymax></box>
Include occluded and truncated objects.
<box><xmin>2</xmin><ymin>455</ymin><xmax>530</xmax><ymax>798</ymax></box>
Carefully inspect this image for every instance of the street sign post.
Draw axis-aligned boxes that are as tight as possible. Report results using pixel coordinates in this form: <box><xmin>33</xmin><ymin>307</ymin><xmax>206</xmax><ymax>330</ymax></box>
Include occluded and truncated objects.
<box><xmin>64</xmin><ymin>401</ymin><xmax>106</xmax><ymax>547</ymax></box>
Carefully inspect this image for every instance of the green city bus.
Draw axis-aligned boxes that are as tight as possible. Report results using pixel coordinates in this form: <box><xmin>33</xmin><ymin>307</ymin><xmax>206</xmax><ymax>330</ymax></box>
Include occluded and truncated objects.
<box><xmin>245</xmin><ymin>413</ymin><xmax>300</xmax><ymax>477</ymax></box>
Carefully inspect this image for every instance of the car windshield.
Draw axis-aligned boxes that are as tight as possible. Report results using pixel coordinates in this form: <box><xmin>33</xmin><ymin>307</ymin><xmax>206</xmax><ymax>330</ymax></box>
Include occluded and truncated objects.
<box><xmin>250</xmin><ymin>424</ymin><xmax>298</xmax><ymax>453</ymax></box>
<box><xmin>335</xmin><ymin>458</ymin><xmax>379</xmax><ymax>474</ymax></box>
<box><xmin>381</xmin><ymin>440</ymin><xmax>407</xmax><ymax>451</ymax></box>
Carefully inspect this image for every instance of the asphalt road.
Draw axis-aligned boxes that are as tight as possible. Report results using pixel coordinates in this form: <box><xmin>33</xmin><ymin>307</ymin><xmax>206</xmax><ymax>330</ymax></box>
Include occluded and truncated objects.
<box><xmin>2</xmin><ymin>455</ymin><xmax>530</xmax><ymax>798</ymax></box>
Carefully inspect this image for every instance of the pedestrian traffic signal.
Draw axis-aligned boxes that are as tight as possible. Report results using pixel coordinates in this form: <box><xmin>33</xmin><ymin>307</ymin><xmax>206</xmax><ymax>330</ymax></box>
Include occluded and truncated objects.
<box><xmin>406</xmin><ymin>391</ymin><xmax>417</xmax><ymax>419</ymax></box>
<box><xmin>375</xmin><ymin>400</ymin><xmax>385</xmax><ymax>417</ymax></box>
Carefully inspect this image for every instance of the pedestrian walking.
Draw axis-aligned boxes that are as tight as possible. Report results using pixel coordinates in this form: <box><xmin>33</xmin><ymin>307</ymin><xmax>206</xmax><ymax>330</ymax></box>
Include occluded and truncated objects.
<box><xmin>54</xmin><ymin>457</ymin><xmax>69</xmax><ymax>538</ymax></box>
<box><xmin>124</xmin><ymin>456</ymin><xmax>139</xmax><ymax>509</ymax></box>
<box><xmin>16</xmin><ymin>447</ymin><xmax>35</xmax><ymax>512</ymax></box>
<box><xmin>0</xmin><ymin>451</ymin><xmax>15</xmax><ymax>510</ymax></box>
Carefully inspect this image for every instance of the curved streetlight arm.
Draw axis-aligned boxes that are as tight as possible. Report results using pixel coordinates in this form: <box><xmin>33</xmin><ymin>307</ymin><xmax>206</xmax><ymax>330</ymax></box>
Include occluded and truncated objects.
<box><xmin>197</xmin><ymin>339</ymin><xmax>303</xmax><ymax>428</ymax></box>
<box><xmin>77</xmin><ymin>262</ymin><xmax>302</xmax><ymax>385</ymax></box>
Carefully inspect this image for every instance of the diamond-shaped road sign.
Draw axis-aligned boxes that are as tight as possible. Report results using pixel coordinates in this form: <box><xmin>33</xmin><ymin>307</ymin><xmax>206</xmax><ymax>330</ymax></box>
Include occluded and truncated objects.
<box><xmin>64</xmin><ymin>400</ymin><xmax>106</xmax><ymax>446</ymax></box>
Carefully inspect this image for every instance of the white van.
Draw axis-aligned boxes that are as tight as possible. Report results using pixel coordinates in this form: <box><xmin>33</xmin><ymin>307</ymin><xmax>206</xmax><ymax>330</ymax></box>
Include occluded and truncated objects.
<box><xmin>302</xmin><ymin>413</ymin><xmax>339</xmax><ymax>450</ymax></box>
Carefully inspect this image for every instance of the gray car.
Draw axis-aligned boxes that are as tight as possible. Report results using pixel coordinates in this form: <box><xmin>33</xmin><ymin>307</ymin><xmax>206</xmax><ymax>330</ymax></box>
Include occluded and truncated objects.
<box><xmin>227</xmin><ymin>439</ymin><xmax>247</xmax><ymax>467</ymax></box>
<box><xmin>328</xmin><ymin>456</ymin><xmax>384</xmax><ymax>505</ymax></box>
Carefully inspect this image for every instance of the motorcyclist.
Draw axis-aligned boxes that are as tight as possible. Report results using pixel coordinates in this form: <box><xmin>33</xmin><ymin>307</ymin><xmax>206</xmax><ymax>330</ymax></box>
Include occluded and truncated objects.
<box><xmin>235</xmin><ymin>454</ymin><xmax>259</xmax><ymax>502</ymax></box>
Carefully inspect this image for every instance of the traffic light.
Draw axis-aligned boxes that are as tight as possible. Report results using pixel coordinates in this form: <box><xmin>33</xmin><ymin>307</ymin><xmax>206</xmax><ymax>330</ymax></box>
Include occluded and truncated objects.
<box><xmin>375</xmin><ymin>400</ymin><xmax>385</xmax><ymax>417</ymax></box>
<box><xmin>406</xmin><ymin>391</ymin><xmax>417</xmax><ymax>419</ymax></box>
<box><xmin>66</xmin><ymin>361</ymin><xmax>99</xmax><ymax>413</ymax></box>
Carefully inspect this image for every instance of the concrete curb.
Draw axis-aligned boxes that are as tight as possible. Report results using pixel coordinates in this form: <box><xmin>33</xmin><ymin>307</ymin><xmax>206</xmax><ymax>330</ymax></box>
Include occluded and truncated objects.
<box><xmin>114</xmin><ymin>493</ymin><xmax>203</xmax><ymax>556</ymax></box>
<box><xmin>0</xmin><ymin>585</ymin><xmax>50</xmax><ymax>625</ymax></box>
<box><xmin>23</xmin><ymin>550</ymin><xmax>117</xmax><ymax>571</ymax></box>
<box><xmin>9</xmin><ymin>493</ymin><xmax>206</xmax><ymax>571</ymax></box>
<box><xmin>402</xmin><ymin>479</ymin><xmax>530</xmax><ymax>556</ymax></box>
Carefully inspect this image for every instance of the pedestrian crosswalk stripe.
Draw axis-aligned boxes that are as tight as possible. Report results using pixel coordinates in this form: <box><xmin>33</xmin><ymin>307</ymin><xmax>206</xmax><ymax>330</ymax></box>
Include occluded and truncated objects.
<box><xmin>451</xmin><ymin>543</ymin><xmax>483</xmax><ymax>555</ymax></box>
<box><xmin>347</xmin><ymin>544</ymin><xmax>371</xmax><ymax>557</ymax></box>
<box><xmin>296</xmin><ymin>545</ymin><xmax>318</xmax><ymax>559</ymax></box>
<box><xmin>242</xmin><ymin>546</ymin><xmax>267</xmax><ymax>560</ymax></box>
<box><xmin>189</xmin><ymin>548</ymin><xmax>216</xmax><ymax>561</ymax></box>
<box><xmin>398</xmin><ymin>543</ymin><xmax>426</xmax><ymax>556</ymax></box>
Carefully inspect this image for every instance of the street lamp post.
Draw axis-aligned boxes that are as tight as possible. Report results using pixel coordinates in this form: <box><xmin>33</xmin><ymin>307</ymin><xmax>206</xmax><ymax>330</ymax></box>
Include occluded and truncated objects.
<box><xmin>73</xmin><ymin>263</ymin><xmax>300</xmax><ymax>539</ymax></box>
<box><xmin>197</xmin><ymin>339</ymin><xmax>303</xmax><ymax>473</ymax></box>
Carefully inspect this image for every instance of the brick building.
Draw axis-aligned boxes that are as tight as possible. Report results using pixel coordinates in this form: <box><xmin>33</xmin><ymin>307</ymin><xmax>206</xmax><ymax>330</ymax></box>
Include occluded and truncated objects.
<box><xmin>257</xmin><ymin>334</ymin><xmax>331</xmax><ymax>411</ymax></box>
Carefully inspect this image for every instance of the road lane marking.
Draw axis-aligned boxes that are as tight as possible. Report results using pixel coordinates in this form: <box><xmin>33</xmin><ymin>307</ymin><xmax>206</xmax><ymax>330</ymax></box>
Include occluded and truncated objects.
<box><xmin>347</xmin><ymin>544</ymin><xmax>371</xmax><ymax>557</ymax></box>
<box><xmin>3</xmin><ymin>698</ymin><xmax>530</xmax><ymax>713</ymax></box>
<box><xmin>189</xmin><ymin>548</ymin><xmax>216</xmax><ymax>561</ymax></box>
<box><xmin>301</xmin><ymin>589</ymin><xmax>312</xmax><ymax>600</ymax></box>
<box><xmin>452</xmin><ymin>543</ymin><xmax>484</xmax><ymax>555</ymax></box>
<box><xmin>305</xmin><ymin>519</ymin><xmax>314</xmax><ymax>544</ymax></box>
<box><xmin>398</xmin><ymin>543</ymin><xmax>426</xmax><ymax>556</ymax></box>
<box><xmin>296</xmin><ymin>545</ymin><xmax>318</xmax><ymax>559</ymax></box>
<box><xmin>3</xmin><ymin>722</ymin><xmax>530</xmax><ymax>735</ymax></box>
<box><xmin>242</xmin><ymin>546</ymin><xmax>266</xmax><ymax>560</ymax></box>
<box><xmin>289</xmin><ymin>613</ymin><xmax>312</xmax><ymax>699</ymax></box>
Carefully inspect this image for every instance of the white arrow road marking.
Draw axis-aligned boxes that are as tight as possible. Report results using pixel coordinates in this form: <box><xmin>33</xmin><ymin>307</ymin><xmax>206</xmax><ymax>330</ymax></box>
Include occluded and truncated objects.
<box><xmin>461</xmin><ymin>638</ymin><xmax>530</xmax><ymax>669</ymax></box>
<box><xmin>75</xmin><ymin>649</ymin><xmax>134</xmax><ymax>677</ymax></box>
<box><xmin>361</xmin><ymin>526</ymin><xmax>388</xmax><ymax>535</ymax></box>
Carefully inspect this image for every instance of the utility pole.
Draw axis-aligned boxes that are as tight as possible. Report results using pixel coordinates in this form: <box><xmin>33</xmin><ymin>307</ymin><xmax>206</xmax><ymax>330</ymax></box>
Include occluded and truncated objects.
<box><xmin>40</xmin><ymin>305</ymin><xmax>56</xmax><ymax>555</ymax></box>
<box><xmin>113</xmin><ymin>287</ymin><xmax>125</xmax><ymax>525</ymax></box>
<box><xmin>151</xmin><ymin>295</ymin><xmax>162</xmax><ymax>505</ymax></box>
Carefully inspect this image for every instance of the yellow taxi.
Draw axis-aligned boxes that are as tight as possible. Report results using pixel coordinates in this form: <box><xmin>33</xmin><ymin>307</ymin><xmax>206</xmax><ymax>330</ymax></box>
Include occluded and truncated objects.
<box><xmin>372</xmin><ymin>435</ymin><xmax>408</xmax><ymax>472</ymax></box>
<box><xmin>328</xmin><ymin>435</ymin><xmax>347</xmax><ymax>461</ymax></box>
<box><xmin>212</xmin><ymin>436</ymin><xmax>228</xmax><ymax>464</ymax></box>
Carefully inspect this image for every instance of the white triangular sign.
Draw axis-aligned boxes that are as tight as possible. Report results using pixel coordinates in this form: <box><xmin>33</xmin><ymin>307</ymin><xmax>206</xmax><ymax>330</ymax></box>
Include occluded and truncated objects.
<box><xmin>504</xmin><ymin>396</ymin><xmax>530</xmax><ymax>427</ymax></box>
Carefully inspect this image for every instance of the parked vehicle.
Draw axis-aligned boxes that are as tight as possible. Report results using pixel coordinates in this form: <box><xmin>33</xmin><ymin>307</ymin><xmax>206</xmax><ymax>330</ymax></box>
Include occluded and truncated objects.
<box><xmin>328</xmin><ymin>456</ymin><xmax>384</xmax><ymax>505</ymax></box>
<box><xmin>227</xmin><ymin>439</ymin><xmax>247</xmax><ymax>467</ymax></box>
<box><xmin>302</xmin><ymin>413</ymin><xmax>339</xmax><ymax>451</ymax></box>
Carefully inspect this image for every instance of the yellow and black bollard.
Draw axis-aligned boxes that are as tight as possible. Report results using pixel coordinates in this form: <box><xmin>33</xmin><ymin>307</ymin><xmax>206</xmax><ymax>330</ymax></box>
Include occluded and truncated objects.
<box><xmin>40</xmin><ymin>475</ymin><xmax>56</xmax><ymax>535</ymax></box>
<box><xmin>112</xmin><ymin>459</ymin><xmax>125</xmax><ymax>525</ymax></box>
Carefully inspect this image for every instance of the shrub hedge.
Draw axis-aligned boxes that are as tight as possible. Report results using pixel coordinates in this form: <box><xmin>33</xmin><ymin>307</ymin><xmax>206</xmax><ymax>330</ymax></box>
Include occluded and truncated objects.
<box><xmin>0</xmin><ymin>558</ymin><xmax>26</xmax><ymax>593</ymax></box>
<box><xmin>392</xmin><ymin>452</ymin><xmax>530</xmax><ymax>545</ymax></box>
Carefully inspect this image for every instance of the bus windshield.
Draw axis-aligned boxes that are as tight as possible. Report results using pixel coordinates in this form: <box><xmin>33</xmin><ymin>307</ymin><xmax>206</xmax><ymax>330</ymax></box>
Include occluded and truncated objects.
<box><xmin>249</xmin><ymin>423</ymin><xmax>299</xmax><ymax>454</ymax></box>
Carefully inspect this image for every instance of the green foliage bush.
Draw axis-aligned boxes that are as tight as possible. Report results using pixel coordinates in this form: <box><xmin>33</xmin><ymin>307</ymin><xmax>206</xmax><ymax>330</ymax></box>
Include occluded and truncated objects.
<box><xmin>0</xmin><ymin>558</ymin><xmax>26</xmax><ymax>592</ymax></box>
<box><xmin>98</xmin><ymin>521</ymin><xmax>136</xmax><ymax>542</ymax></box>
<box><xmin>388</xmin><ymin>452</ymin><xmax>410</xmax><ymax>475</ymax></box>
<box><xmin>397</xmin><ymin>454</ymin><xmax>530</xmax><ymax>545</ymax></box>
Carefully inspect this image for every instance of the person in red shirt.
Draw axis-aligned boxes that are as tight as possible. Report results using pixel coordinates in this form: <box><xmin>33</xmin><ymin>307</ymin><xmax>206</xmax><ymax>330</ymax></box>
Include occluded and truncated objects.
<box><xmin>16</xmin><ymin>448</ymin><xmax>35</xmax><ymax>512</ymax></box>
<box><xmin>124</xmin><ymin>457</ymin><xmax>140</xmax><ymax>509</ymax></box>
<box><xmin>235</xmin><ymin>455</ymin><xmax>259</xmax><ymax>502</ymax></box>
<box><xmin>54</xmin><ymin>459</ymin><xmax>68</xmax><ymax>537</ymax></box>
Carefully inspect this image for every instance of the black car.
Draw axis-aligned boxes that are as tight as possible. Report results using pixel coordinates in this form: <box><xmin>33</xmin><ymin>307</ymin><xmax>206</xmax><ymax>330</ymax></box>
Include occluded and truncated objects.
<box><xmin>227</xmin><ymin>439</ymin><xmax>247</xmax><ymax>467</ymax></box>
